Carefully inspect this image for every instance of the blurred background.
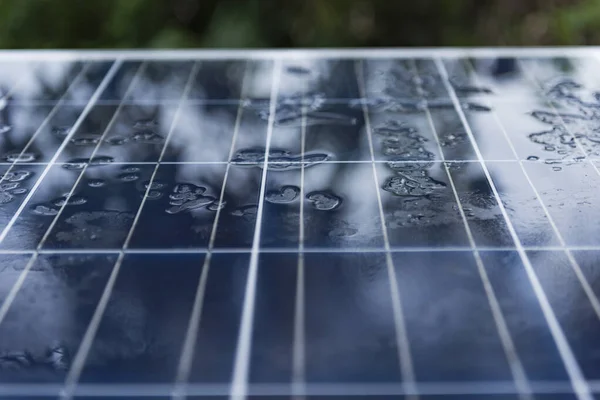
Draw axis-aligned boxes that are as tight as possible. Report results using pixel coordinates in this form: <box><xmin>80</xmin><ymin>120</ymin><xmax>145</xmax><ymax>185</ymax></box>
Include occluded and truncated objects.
<box><xmin>1</xmin><ymin>0</ymin><xmax>599</xmax><ymax>49</ymax></box>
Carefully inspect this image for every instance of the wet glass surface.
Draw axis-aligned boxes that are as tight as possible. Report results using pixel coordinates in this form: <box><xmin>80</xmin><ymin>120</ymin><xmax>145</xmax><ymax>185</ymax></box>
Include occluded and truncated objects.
<box><xmin>303</xmin><ymin>252</ymin><xmax>402</xmax><ymax>383</ymax></box>
<box><xmin>1</xmin><ymin>53</ymin><xmax>600</xmax><ymax>398</ymax></box>
<box><xmin>392</xmin><ymin>251</ymin><xmax>514</xmax><ymax>382</ymax></box>
<box><xmin>529</xmin><ymin>250</ymin><xmax>600</xmax><ymax>380</ymax></box>
<box><xmin>79</xmin><ymin>253</ymin><xmax>205</xmax><ymax>383</ymax></box>
<box><xmin>0</xmin><ymin>253</ymin><xmax>117</xmax><ymax>383</ymax></box>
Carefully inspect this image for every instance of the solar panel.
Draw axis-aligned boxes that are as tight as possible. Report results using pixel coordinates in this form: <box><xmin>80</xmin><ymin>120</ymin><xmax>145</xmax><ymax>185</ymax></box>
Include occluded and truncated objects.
<box><xmin>1</xmin><ymin>48</ymin><xmax>600</xmax><ymax>399</ymax></box>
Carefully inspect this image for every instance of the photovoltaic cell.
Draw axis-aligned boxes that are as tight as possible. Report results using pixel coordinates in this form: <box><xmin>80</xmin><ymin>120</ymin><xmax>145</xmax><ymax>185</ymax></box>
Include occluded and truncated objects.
<box><xmin>0</xmin><ymin>49</ymin><xmax>599</xmax><ymax>399</ymax></box>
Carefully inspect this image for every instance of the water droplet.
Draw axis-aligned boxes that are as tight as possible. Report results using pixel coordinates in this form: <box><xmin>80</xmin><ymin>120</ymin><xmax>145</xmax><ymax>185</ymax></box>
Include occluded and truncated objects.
<box><xmin>274</xmin><ymin>109</ymin><xmax>357</xmax><ymax>128</ymax></box>
<box><xmin>55</xmin><ymin>211</ymin><xmax>133</xmax><ymax>246</ymax></box>
<box><xmin>166</xmin><ymin>183</ymin><xmax>213</xmax><ymax>214</ymax></box>
<box><xmin>251</xmin><ymin>93</ymin><xmax>351</xmax><ymax>127</ymax></box>
<box><xmin>0</xmin><ymin>192</ymin><xmax>13</xmax><ymax>204</ymax></box>
<box><xmin>62</xmin><ymin>160</ymin><xmax>87</xmax><ymax>170</ymax></box>
<box><xmin>132</xmin><ymin>130</ymin><xmax>164</xmax><ymax>144</ymax></box>
<box><xmin>51</xmin><ymin>126</ymin><xmax>71</xmax><ymax>137</ymax></box>
<box><xmin>233</xmin><ymin>148</ymin><xmax>329</xmax><ymax>170</ymax></box>
<box><xmin>46</xmin><ymin>345</ymin><xmax>69</xmax><ymax>371</ymax></box>
<box><xmin>382</xmin><ymin>175</ymin><xmax>446</xmax><ymax>197</ymax></box>
<box><xmin>302</xmin><ymin>153</ymin><xmax>330</xmax><ymax>166</ymax></box>
<box><xmin>553</xmin><ymin>166</ymin><xmax>562</xmax><ymax>171</ymax></box>
<box><xmin>4</xmin><ymin>152</ymin><xmax>37</xmax><ymax>163</ymax></box>
<box><xmin>105</xmin><ymin>136</ymin><xmax>128</xmax><ymax>146</ymax></box>
<box><xmin>286</xmin><ymin>65</ymin><xmax>311</xmax><ymax>75</ymax></box>
<box><xmin>0</xmin><ymin>351</ymin><xmax>34</xmax><ymax>369</ymax></box>
<box><xmin>530</xmin><ymin>110</ymin><xmax>564</xmax><ymax>125</ymax></box>
<box><xmin>121</xmin><ymin>166</ymin><xmax>140</xmax><ymax>173</ymax></box>
<box><xmin>388</xmin><ymin>161</ymin><xmax>432</xmax><ymax>173</ymax></box>
<box><xmin>0</xmin><ymin>124</ymin><xmax>11</xmax><ymax>134</ymax></box>
<box><xmin>88</xmin><ymin>179</ymin><xmax>105</xmax><ymax>188</ymax></box>
<box><xmin>462</xmin><ymin>102</ymin><xmax>491</xmax><ymax>112</ymax></box>
<box><xmin>146</xmin><ymin>190</ymin><xmax>163</xmax><ymax>200</ymax></box>
<box><xmin>170</xmin><ymin>183</ymin><xmax>206</xmax><ymax>199</ymax></box>
<box><xmin>374</xmin><ymin>120</ymin><xmax>417</xmax><ymax>136</ymax></box>
<box><xmin>306</xmin><ymin>191</ymin><xmax>342</xmax><ymax>211</ymax></box>
<box><xmin>376</xmin><ymin>120</ymin><xmax>435</xmax><ymax>160</ymax></box>
<box><xmin>166</xmin><ymin>195</ymin><xmax>215</xmax><ymax>214</ymax></box>
<box><xmin>10</xmin><ymin>187</ymin><xmax>27</xmax><ymax>195</ymax></box>
<box><xmin>440</xmin><ymin>131</ymin><xmax>466</xmax><ymax>148</ymax></box>
<box><xmin>266</xmin><ymin>185</ymin><xmax>300</xmax><ymax>204</ymax></box>
<box><xmin>544</xmin><ymin>159</ymin><xmax>562</xmax><ymax>165</ymax></box>
<box><xmin>545</xmin><ymin>78</ymin><xmax>582</xmax><ymax>98</ymax></box>
<box><xmin>267</xmin><ymin>157</ymin><xmax>293</xmax><ymax>170</ymax></box>
<box><xmin>89</xmin><ymin>156</ymin><xmax>115</xmax><ymax>166</ymax></box>
<box><xmin>0</xmin><ymin>182</ymin><xmax>19</xmax><ymax>191</ymax></box>
<box><xmin>247</xmin><ymin>94</ymin><xmax>326</xmax><ymax>121</ymax></box>
<box><xmin>232</xmin><ymin>148</ymin><xmax>272</xmax><ymax>164</ymax></box>
<box><xmin>351</xmin><ymin>97</ymin><xmax>427</xmax><ymax>113</ymax></box>
<box><xmin>231</xmin><ymin>204</ymin><xmax>258</xmax><ymax>219</ymax></box>
<box><xmin>0</xmin><ymin>176</ymin><xmax>26</xmax><ymax>202</ymax></box>
<box><xmin>527</xmin><ymin>156</ymin><xmax>540</xmax><ymax>161</ymax></box>
<box><xmin>70</xmin><ymin>136</ymin><xmax>99</xmax><ymax>146</ymax></box>
<box><xmin>544</xmin><ymin>145</ymin><xmax>556</xmax><ymax>152</ymax></box>
<box><xmin>63</xmin><ymin>156</ymin><xmax>114</xmax><ymax>170</ymax></box>
<box><xmin>142</xmin><ymin>180</ymin><xmax>166</xmax><ymax>190</ymax></box>
<box><xmin>31</xmin><ymin>203</ymin><xmax>59</xmax><ymax>216</ymax></box>
<box><xmin>133</xmin><ymin>119</ymin><xmax>158</xmax><ymax>129</ymax></box>
<box><xmin>282</xmin><ymin>93</ymin><xmax>325</xmax><ymax>109</ymax></box>
<box><xmin>1</xmin><ymin>170</ymin><xmax>32</xmax><ymax>182</ymax></box>
<box><xmin>52</xmin><ymin>194</ymin><xmax>87</xmax><ymax>207</ymax></box>
<box><xmin>119</xmin><ymin>173</ymin><xmax>140</xmax><ymax>182</ymax></box>
<box><xmin>207</xmin><ymin>200</ymin><xmax>227</xmax><ymax>211</ymax></box>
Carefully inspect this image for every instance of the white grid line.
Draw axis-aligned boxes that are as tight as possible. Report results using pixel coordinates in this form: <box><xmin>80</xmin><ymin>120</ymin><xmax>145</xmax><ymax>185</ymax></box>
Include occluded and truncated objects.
<box><xmin>465</xmin><ymin>58</ymin><xmax>600</xmax><ymax>330</ymax></box>
<box><xmin>0</xmin><ymin>47</ymin><xmax>599</xmax><ymax>61</ymax></box>
<box><xmin>356</xmin><ymin>59</ymin><xmax>418</xmax><ymax>396</ymax></box>
<box><xmin>292</xmin><ymin>83</ymin><xmax>308</xmax><ymax>400</ymax></box>
<box><xmin>171</xmin><ymin>62</ymin><xmax>251</xmax><ymax>399</ymax></box>
<box><xmin>229</xmin><ymin>59</ymin><xmax>282</xmax><ymax>400</ymax></box>
<box><xmin>5</xmin><ymin>245</ymin><xmax>600</xmax><ymax>255</ymax></box>
<box><xmin>3</xmin><ymin>95</ymin><xmax>598</xmax><ymax>109</ymax></box>
<box><xmin>1</xmin><ymin>159</ymin><xmax>594</xmax><ymax>168</ymax></box>
<box><xmin>59</xmin><ymin>62</ymin><xmax>202</xmax><ymax>399</ymax></box>
<box><xmin>2</xmin><ymin>380</ymin><xmax>600</xmax><ymax>397</ymax></box>
<box><xmin>415</xmin><ymin>60</ymin><xmax>533</xmax><ymax>400</ymax></box>
<box><xmin>59</xmin><ymin>251</ymin><xmax>123</xmax><ymax>399</ymax></box>
<box><xmin>435</xmin><ymin>57</ymin><xmax>594</xmax><ymax>400</ymax></box>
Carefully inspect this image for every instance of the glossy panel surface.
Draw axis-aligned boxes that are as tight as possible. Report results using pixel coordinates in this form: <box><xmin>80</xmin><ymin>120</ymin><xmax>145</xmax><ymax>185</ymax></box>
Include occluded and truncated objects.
<box><xmin>1</xmin><ymin>51</ymin><xmax>600</xmax><ymax>399</ymax></box>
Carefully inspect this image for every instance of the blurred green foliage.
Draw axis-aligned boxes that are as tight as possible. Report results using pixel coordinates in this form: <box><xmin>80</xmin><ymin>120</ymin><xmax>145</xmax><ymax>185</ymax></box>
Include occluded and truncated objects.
<box><xmin>1</xmin><ymin>0</ymin><xmax>599</xmax><ymax>49</ymax></box>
